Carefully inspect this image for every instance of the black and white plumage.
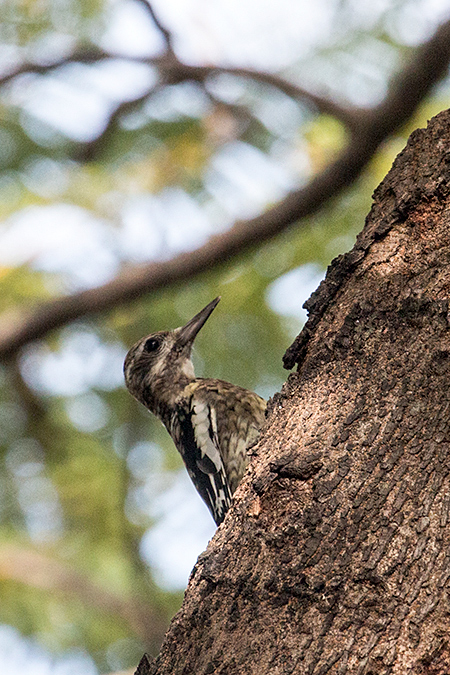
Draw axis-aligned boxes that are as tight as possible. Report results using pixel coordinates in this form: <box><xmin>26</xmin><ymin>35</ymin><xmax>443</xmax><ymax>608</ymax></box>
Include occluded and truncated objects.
<box><xmin>123</xmin><ymin>297</ymin><xmax>266</xmax><ymax>525</ymax></box>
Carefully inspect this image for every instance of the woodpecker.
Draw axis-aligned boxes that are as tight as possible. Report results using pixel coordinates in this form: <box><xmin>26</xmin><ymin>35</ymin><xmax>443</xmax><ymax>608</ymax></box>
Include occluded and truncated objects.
<box><xmin>123</xmin><ymin>297</ymin><xmax>266</xmax><ymax>525</ymax></box>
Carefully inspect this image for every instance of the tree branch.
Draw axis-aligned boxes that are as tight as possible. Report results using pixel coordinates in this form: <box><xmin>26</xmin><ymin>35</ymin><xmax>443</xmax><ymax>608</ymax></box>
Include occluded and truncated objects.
<box><xmin>0</xmin><ymin>38</ymin><xmax>356</xmax><ymax>171</ymax></box>
<box><xmin>200</xmin><ymin>64</ymin><xmax>359</xmax><ymax>128</ymax></box>
<box><xmin>1</xmin><ymin>19</ymin><xmax>450</xmax><ymax>360</ymax></box>
<box><xmin>74</xmin><ymin>54</ymin><xmax>357</xmax><ymax>160</ymax></box>
<box><xmin>150</xmin><ymin>54</ymin><xmax>359</xmax><ymax>128</ymax></box>
<box><xmin>133</xmin><ymin>0</ymin><xmax>174</xmax><ymax>52</ymax></box>
<box><xmin>75</xmin><ymin>85</ymin><xmax>162</xmax><ymax>162</ymax></box>
<box><xmin>0</xmin><ymin>48</ymin><xmax>355</xmax><ymax>133</ymax></box>
<box><xmin>0</xmin><ymin>46</ymin><xmax>112</xmax><ymax>87</ymax></box>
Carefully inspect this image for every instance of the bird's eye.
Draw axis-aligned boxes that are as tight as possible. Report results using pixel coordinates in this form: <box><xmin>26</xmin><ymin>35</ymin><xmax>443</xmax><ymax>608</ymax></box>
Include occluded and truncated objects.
<box><xmin>144</xmin><ymin>337</ymin><xmax>161</xmax><ymax>353</ymax></box>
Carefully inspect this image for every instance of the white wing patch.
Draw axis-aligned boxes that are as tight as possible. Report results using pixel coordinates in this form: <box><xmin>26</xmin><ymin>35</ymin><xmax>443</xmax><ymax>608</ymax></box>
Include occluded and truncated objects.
<box><xmin>191</xmin><ymin>399</ymin><xmax>223</xmax><ymax>474</ymax></box>
<box><xmin>190</xmin><ymin>397</ymin><xmax>231</xmax><ymax>522</ymax></box>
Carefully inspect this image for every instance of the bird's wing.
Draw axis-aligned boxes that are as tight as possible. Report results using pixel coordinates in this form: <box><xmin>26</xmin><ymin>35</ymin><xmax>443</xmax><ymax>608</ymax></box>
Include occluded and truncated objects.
<box><xmin>192</xmin><ymin>379</ymin><xmax>266</xmax><ymax>490</ymax></box>
<box><xmin>173</xmin><ymin>391</ymin><xmax>233</xmax><ymax>526</ymax></box>
<box><xmin>170</xmin><ymin>380</ymin><xmax>265</xmax><ymax>525</ymax></box>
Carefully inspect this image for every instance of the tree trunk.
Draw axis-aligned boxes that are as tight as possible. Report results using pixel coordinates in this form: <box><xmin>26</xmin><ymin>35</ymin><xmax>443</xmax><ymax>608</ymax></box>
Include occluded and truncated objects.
<box><xmin>141</xmin><ymin>110</ymin><xmax>450</xmax><ymax>674</ymax></box>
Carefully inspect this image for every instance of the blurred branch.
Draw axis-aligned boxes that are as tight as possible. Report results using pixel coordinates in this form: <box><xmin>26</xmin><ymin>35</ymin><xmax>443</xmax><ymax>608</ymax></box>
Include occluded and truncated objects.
<box><xmin>183</xmin><ymin>62</ymin><xmax>359</xmax><ymax>128</ymax></box>
<box><xmin>0</xmin><ymin>544</ymin><xmax>167</xmax><ymax>644</ymax></box>
<box><xmin>0</xmin><ymin>48</ymin><xmax>355</xmax><ymax>132</ymax></box>
<box><xmin>148</xmin><ymin>52</ymin><xmax>358</xmax><ymax>127</ymax></box>
<box><xmin>75</xmin><ymin>85</ymin><xmax>162</xmax><ymax>162</ymax></box>
<box><xmin>8</xmin><ymin>357</ymin><xmax>46</xmax><ymax>422</ymax></box>
<box><xmin>0</xmin><ymin>46</ymin><xmax>112</xmax><ymax>86</ymax></box>
<box><xmin>133</xmin><ymin>0</ymin><xmax>175</xmax><ymax>52</ymax></box>
<box><xmin>76</xmin><ymin>53</ymin><xmax>354</xmax><ymax>161</ymax></box>
<box><xmin>0</xmin><ymin>19</ymin><xmax>450</xmax><ymax>359</ymax></box>
<box><xmin>0</xmin><ymin>45</ymin><xmax>355</xmax><ymax>162</ymax></box>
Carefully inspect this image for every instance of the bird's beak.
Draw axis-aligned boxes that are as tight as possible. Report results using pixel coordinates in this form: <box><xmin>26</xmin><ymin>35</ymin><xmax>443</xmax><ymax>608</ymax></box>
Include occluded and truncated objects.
<box><xmin>177</xmin><ymin>296</ymin><xmax>221</xmax><ymax>348</ymax></box>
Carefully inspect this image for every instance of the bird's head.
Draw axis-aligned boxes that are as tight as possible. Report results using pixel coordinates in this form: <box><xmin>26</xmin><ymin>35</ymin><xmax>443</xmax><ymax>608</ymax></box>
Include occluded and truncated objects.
<box><xmin>124</xmin><ymin>296</ymin><xmax>220</xmax><ymax>409</ymax></box>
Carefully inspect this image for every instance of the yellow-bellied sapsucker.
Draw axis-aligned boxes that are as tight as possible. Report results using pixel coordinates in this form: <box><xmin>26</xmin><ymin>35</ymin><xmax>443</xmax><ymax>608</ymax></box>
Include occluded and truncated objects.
<box><xmin>123</xmin><ymin>297</ymin><xmax>266</xmax><ymax>525</ymax></box>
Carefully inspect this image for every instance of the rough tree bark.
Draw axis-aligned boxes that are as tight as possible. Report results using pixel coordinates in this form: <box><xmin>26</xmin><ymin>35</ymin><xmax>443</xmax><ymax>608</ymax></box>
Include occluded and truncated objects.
<box><xmin>139</xmin><ymin>109</ymin><xmax>450</xmax><ymax>674</ymax></box>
